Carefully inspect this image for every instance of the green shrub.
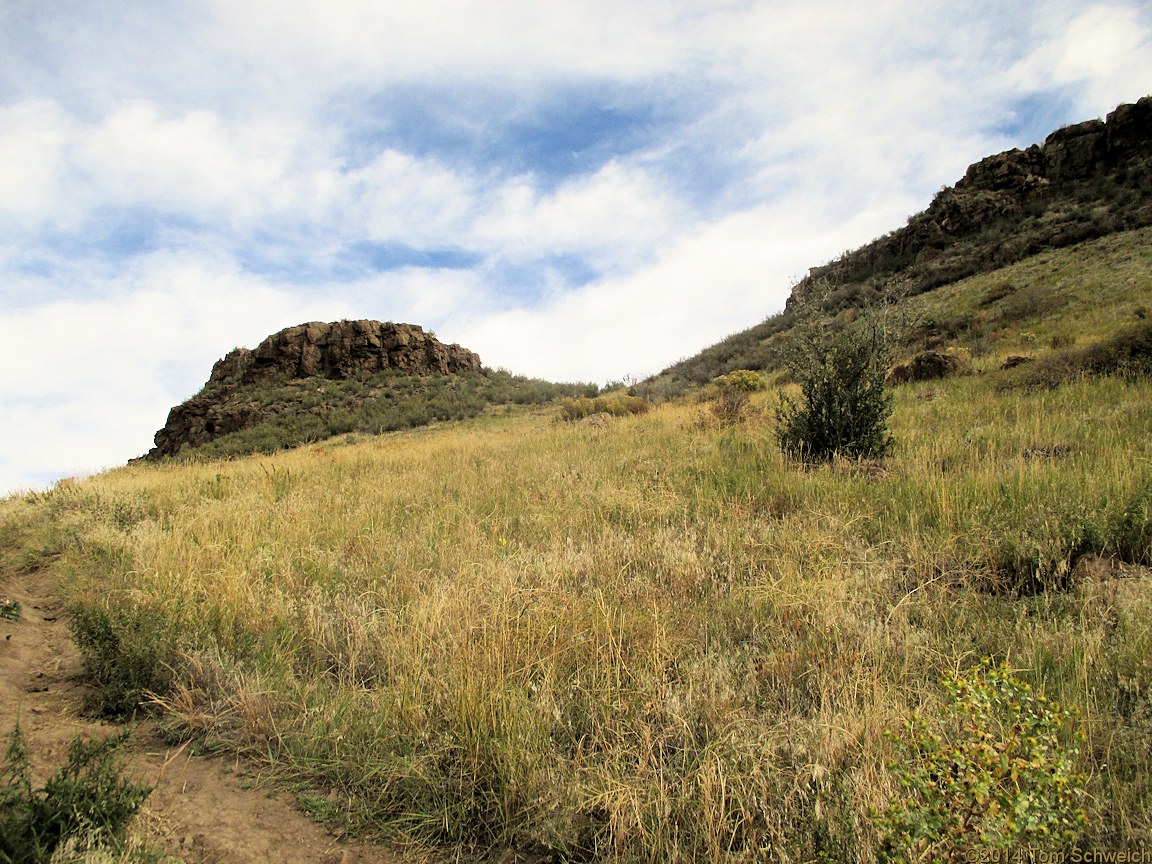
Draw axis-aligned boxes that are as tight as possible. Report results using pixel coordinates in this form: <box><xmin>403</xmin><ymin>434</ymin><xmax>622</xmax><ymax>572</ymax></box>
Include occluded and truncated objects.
<box><xmin>68</xmin><ymin>603</ymin><xmax>178</xmax><ymax>718</ymax></box>
<box><xmin>775</xmin><ymin>316</ymin><xmax>894</xmax><ymax>461</ymax></box>
<box><xmin>875</xmin><ymin>661</ymin><xmax>1087</xmax><ymax>861</ymax></box>
<box><xmin>0</xmin><ymin>599</ymin><xmax>19</xmax><ymax>622</ymax></box>
<box><xmin>0</xmin><ymin>724</ymin><xmax>151</xmax><ymax>863</ymax></box>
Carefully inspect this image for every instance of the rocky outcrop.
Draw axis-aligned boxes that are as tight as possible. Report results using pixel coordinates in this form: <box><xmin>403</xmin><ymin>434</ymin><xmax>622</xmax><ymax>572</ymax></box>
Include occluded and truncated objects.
<box><xmin>210</xmin><ymin>320</ymin><xmax>481</xmax><ymax>385</ymax></box>
<box><xmin>142</xmin><ymin>321</ymin><xmax>482</xmax><ymax>459</ymax></box>
<box><xmin>791</xmin><ymin>96</ymin><xmax>1152</xmax><ymax>306</ymax></box>
<box><xmin>645</xmin><ymin>96</ymin><xmax>1152</xmax><ymax>397</ymax></box>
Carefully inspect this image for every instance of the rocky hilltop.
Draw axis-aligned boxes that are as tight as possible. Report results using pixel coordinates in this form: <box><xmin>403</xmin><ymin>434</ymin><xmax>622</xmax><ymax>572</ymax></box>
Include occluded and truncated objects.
<box><xmin>791</xmin><ymin>96</ymin><xmax>1152</xmax><ymax>305</ymax></box>
<box><xmin>144</xmin><ymin>321</ymin><xmax>482</xmax><ymax>459</ymax></box>
<box><xmin>209</xmin><ymin>320</ymin><xmax>481</xmax><ymax>385</ymax></box>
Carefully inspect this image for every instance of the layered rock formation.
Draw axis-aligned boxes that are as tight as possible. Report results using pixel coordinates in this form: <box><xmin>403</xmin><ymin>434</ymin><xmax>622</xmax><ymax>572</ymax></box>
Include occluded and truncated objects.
<box><xmin>143</xmin><ymin>321</ymin><xmax>482</xmax><ymax>459</ymax></box>
<box><xmin>209</xmin><ymin>320</ymin><xmax>481</xmax><ymax>385</ymax></box>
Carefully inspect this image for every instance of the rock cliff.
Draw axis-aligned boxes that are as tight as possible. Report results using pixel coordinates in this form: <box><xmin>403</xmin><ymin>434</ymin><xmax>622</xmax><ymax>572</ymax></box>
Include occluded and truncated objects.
<box><xmin>143</xmin><ymin>321</ymin><xmax>482</xmax><ymax>459</ymax></box>
<box><xmin>209</xmin><ymin>320</ymin><xmax>481</xmax><ymax>385</ymax></box>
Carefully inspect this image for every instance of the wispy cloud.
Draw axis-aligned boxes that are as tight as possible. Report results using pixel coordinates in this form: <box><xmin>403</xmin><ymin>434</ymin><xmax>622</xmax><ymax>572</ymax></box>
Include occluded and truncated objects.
<box><xmin>1</xmin><ymin>0</ymin><xmax>1150</xmax><ymax>494</ymax></box>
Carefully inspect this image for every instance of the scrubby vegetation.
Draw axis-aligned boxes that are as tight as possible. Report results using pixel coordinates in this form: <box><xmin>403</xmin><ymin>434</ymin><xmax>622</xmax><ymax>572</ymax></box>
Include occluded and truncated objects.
<box><xmin>556</xmin><ymin>393</ymin><xmax>651</xmax><ymax>422</ymax></box>
<box><xmin>1008</xmin><ymin>318</ymin><xmax>1152</xmax><ymax>389</ymax></box>
<box><xmin>875</xmin><ymin>661</ymin><xmax>1087</xmax><ymax>860</ymax></box>
<box><xmin>697</xmin><ymin>371</ymin><xmax>768</xmax><ymax>428</ymax></box>
<box><xmin>774</xmin><ymin>300</ymin><xmax>895</xmax><ymax>461</ymax></box>
<box><xmin>3</xmin><ymin>279</ymin><xmax>1152</xmax><ymax>860</ymax></box>
<box><xmin>0</xmin><ymin>724</ymin><xmax>151</xmax><ymax>863</ymax></box>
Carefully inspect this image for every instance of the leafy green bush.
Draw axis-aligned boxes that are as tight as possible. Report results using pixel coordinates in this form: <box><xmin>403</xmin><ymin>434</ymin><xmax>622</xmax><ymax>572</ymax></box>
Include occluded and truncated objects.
<box><xmin>1</xmin><ymin>724</ymin><xmax>151</xmax><ymax>863</ymax></box>
<box><xmin>876</xmin><ymin>661</ymin><xmax>1087</xmax><ymax>861</ymax></box>
<box><xmin>69</xmin><ymin>603</ymin><xmax>178</xmax><ymax>718</ymax></box>
<box><xmin>775</xmin><ymin>317</ymin><xmax>894</xmax><ymax>461</ymax></box>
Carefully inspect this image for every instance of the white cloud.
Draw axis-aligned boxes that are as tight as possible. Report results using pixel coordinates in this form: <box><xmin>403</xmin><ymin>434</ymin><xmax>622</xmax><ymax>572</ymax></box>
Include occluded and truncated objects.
<box><xmin>1009</xmin><ymin>5</ymin><xmax>1152</xmax><ymax>115</ymax></box>
<box><xmin>206</xmin><ymin>0</ymin><xmax>702</xmax><ymax>91</ymax></box>
<box><xmin>0</xmin><ymin>100</ymin><xmax>74</xmax><ymax>226</ymax></box>
<box><xmin>475</xmin><ymin>161</ymin><xmax>688</xmax><ymax>267</ymax></box>
<box><xmin>73</xmin><ymin>102</ymin><xmax>293</xmax><ymax>221</ymax></box>
<box><xmin>458</xmin><ymin>195</ymin><xmax>907</xmax><ymax>383</ymax></box>
<box><xmin>0</xmin><ymin>255</ymin><xmax>343</xmax><ymax>493</ymax></box>
<box><xmin>349</xmin><ymin>149</ymin><xmax>477</xmax><ymax>247</ymax></box>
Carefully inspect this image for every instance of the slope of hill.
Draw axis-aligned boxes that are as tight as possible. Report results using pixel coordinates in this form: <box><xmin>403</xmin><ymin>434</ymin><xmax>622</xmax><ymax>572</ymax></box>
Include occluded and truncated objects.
<box><xmin>646</xmin><ymin>95</ymin><xmax>1152</xmax><ymax>396</ymax></box>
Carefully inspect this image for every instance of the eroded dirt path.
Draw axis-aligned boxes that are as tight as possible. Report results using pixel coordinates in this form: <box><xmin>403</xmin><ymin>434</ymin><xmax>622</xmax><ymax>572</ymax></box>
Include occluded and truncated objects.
<box><xmin>0</xmin><ymin>567</ymin><xmax>408</xmax><ymax>863</ymax></box>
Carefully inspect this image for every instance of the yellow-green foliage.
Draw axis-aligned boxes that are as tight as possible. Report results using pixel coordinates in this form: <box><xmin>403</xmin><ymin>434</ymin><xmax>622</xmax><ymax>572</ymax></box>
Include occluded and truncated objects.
<box><xmin>713</xmin><ymin>370</ymin><xmax>767</xmax><ymax>392</ymax></box>
<box><xmin>557</xmin><ymin>393</ymin><xmax>650</xmax><ymax>421</ymax></box>
<box><xmin>3</xmin><ymin>349</ymin><xmax>1152</xmax><ymax>861</ymax></box>
<box><xmin>0</xmin><ymin>724</ymin><xmax>151</xmax><ymax>863</ymax></box>
<box><xmin>876</xmin><ymin>660</ymin><xmax>1087</xmax><ymax>861</ymax></box>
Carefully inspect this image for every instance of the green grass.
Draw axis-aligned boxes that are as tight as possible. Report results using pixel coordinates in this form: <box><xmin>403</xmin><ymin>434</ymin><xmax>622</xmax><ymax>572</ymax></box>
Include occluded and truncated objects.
<box><xmin>3</xmin><ymin>364</ymin><xmax>1151</xmax><ymax>860</ymax></box>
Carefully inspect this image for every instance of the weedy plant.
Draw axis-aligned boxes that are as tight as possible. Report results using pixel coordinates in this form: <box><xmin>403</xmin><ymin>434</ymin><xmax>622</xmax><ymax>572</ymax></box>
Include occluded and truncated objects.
<box><xmin>68</xmin><ymin>603</ymin><xmax>179</xmax><ymax>718</ymax></box>
<box><xmin>875</xmin><ymin>660</ymin><xmax>1087</xmax><ymax>862</ymax></box>
<box><xmin>0</xmin><ymin>724</ymin><xmax>151</xmax><ymax>863</ymax></box>
<box><xmin>0</xmin><ymin>598</ymin><xmax>20</xmax><ymax>621</ymax></box>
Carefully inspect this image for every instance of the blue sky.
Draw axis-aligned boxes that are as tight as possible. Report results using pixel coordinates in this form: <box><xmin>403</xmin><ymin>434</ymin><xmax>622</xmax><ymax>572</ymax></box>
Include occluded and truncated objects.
<box><xmin>1</xmin><ymin>0</ymin><xmax>1150</xmax><ymax>495</ymax></box>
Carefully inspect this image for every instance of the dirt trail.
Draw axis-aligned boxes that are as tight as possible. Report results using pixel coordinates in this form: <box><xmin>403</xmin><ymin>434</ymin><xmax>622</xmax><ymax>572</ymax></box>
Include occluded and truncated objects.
<box><xmin>0</xmin><ymin>567</ymin><xmax>408</xmax><ymax>863</ymax></box>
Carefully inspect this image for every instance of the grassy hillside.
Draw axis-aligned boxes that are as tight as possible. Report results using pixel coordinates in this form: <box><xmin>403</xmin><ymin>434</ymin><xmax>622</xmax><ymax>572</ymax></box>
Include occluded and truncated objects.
<box><xmin>645</xmin><ymin>222</ymin><xmax>1152</xmax><ymax>398</ymax></box>
<box><xmin>3</xmin><ymin>231</ymin><xmax>1152</xmax><ymax>861</ymax></box>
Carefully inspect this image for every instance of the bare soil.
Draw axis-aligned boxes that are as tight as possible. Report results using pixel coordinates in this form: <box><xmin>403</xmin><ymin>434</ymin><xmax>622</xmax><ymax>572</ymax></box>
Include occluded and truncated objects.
<box><xmin>0</xmin><ymin>566</ymin><xmax>408</xmax><ymax>863</ymax></box>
